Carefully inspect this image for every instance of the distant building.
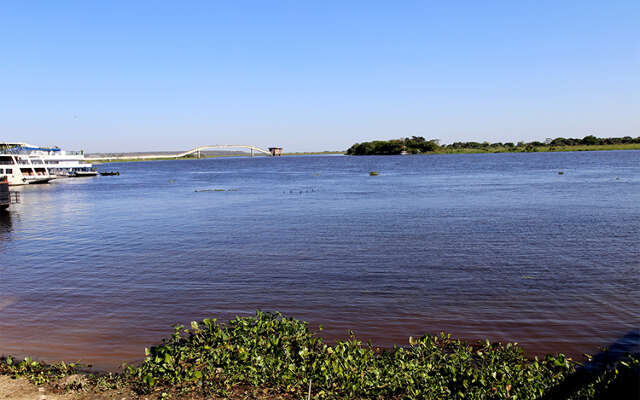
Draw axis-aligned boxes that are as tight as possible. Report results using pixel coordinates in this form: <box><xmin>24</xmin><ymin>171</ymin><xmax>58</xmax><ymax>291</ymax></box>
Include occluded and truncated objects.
<box><xmin>269</xmin><ymin>147</ymin><xmax>283</xmax><ymax>156</ymax></box>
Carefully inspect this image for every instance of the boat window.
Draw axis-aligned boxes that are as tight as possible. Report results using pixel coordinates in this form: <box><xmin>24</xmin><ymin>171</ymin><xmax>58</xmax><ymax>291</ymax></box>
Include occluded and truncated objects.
<box><xmin>0</xmin><ymin>169</ymin><xmax>3</xmax><ymax>174</ymax></box>
<box><xmin>5</xmin><ymin>169</ymin><xmax>12</xmax><ymax>174</ymax></box>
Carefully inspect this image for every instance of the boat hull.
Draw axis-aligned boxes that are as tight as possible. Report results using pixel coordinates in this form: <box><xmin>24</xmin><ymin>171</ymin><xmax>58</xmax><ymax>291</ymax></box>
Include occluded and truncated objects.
<box><xmin>26</xmin><ymin>177</ymin><xmax>56</xmax><ymax>184</ymax></box>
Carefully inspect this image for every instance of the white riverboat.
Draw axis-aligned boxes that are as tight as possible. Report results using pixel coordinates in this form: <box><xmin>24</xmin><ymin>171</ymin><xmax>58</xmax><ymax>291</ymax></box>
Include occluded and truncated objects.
<box><xmin>0</xmin><ymin>143</ymin><xmax>57</xmax><ymax>185</ymax></box>
<box><xmin>1</xmin><ymin>142</ymin><xmax>96</xmax><ymax>179</ymax></box>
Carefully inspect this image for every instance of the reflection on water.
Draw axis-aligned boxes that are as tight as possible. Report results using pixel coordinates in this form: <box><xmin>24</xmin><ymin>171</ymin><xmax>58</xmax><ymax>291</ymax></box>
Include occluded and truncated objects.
<box><xmin>0</xmin><ymin>213</ymin><xmax>14</xmax><ymax>312</ymax></box>
<box><xmin>0</xmin><ymin>151</ymin><xmax>639</xmax><ymax>370</ymax></box>
<box><xmin>0</xmin><ymin>211</ymin><xmax>12</xmax><ymax>246</ymax></box>
<box><xmin>0</xmin><ymin>296</ymin><xmax>17</xmax><ymax>313</ymax></box>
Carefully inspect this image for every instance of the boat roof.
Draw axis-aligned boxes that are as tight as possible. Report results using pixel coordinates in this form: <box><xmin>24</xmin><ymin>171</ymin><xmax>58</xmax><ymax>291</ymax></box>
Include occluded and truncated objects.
<box><xmin>0</xmin><ymin>142</ymin><xmax>33</xmax><ymax>147</ymax></box>
<box><xmin>0</xmin><ymin>142</ymin><xmax>61</xmax><ymax>152</ymax></box>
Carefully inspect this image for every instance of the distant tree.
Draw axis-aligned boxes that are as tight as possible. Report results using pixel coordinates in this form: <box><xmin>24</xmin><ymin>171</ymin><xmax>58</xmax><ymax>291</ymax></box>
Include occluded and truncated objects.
<box><xmin>582</xmin><ymin>135</ymin><xmax>599</xmax><ymax>145</ymax></box>
<box><xmin>550</xmin><ymin>137</ymin><xmax>568</xmax><ymax>146</ymax></box>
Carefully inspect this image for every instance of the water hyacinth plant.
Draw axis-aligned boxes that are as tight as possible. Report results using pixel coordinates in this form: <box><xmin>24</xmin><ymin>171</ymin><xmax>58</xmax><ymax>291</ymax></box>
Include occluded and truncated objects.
<box><xmin>130</xmin><ymin>311</ymin><xmax>639</xmax><ymax>399</ymax></box>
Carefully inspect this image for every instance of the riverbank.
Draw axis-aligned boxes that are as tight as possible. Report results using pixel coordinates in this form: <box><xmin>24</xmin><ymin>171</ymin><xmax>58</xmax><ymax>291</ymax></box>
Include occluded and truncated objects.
<box><xmin>2</xmin><ymin>312</ymin><xmax>638</xmax><ymax>399</ymax></box>
<box><xmin>91</xmin><ymin>151</ymin><xmax>344</xmax><ymax>164</ymax></box>
<box><xmin>94</xmin><ymin>143</ymin><xmax>640</xmax><ymax>164</ymax></box>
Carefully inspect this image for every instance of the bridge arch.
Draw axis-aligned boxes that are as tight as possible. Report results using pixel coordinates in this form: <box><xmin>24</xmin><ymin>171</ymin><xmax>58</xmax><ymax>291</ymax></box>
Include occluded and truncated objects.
<box><xmin>179</xmin><ymin>145</ymin><xmax>273</xmax><ymax>157</ymax></box>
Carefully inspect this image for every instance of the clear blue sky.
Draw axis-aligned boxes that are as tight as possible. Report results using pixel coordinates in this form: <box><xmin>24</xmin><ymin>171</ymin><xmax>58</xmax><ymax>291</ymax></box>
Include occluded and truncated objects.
<box><xmin>1</xmin><ymin>1</ymin><xmax>638</xmax><ymax>152</ymax></box>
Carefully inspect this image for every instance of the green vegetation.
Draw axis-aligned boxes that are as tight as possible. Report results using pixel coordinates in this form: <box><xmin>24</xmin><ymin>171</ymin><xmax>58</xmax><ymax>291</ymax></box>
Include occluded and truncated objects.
<box><xmin>2</xmin><ymin>312</ymin><xmax>638</xmax><ymax>399</ymax></box>
<box><xmin>346</xmin><ymin>135</ymin><xmax>640</xmax><ymax>155</ymax></box>
<box><xmin>0</xmin><ymin>356</ymin><xmax>78</xmax><ymax>386</ymax></box>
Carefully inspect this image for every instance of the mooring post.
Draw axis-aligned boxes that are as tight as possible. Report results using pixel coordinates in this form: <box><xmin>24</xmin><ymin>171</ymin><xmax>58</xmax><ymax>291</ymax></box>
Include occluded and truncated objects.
<box><xmin>250</xmin><ymin>148</ymin><xmax>254</xmax><ymax>157</ymax></box>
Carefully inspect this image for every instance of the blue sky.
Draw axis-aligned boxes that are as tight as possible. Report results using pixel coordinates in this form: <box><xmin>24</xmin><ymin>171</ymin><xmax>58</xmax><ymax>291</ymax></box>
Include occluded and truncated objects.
<box><xmin>1</xmin><ymin>1</ymin><xmax>638</xmax><ymax>152</ymax></box>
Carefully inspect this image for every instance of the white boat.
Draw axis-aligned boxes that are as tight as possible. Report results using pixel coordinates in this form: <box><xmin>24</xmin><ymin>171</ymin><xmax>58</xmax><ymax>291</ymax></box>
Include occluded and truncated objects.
<box><xmin>0</xmin><ymin>144</ymin><xmax>56</xmax><ymax>185</ymax></box>
<box><xmin>1</xmin><ymin>142</ymin><xmax>96</xmax><ymax>179</ymax></box>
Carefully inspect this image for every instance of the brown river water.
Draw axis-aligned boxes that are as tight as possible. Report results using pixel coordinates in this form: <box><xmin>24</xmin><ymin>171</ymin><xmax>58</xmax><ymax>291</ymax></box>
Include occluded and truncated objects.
<box><xmin>0</xmin><ymin>152</ymin><xmax>638</xmax><ymax>369</ymax></box>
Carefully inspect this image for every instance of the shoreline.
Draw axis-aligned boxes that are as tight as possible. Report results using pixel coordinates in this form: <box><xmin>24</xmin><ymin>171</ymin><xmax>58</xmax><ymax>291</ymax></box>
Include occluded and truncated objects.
<box><xmin>90</xmin><ymin>145</ymin><xmax>640</xmax><ymax>164</ymax></box>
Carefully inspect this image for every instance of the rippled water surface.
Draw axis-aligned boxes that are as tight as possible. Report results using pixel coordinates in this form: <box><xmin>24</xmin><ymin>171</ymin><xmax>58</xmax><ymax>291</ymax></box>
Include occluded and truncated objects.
<box><xmin>0</xmin><ymin>151</ymin><xmax>638</xmax><ymax>369</ymax></box>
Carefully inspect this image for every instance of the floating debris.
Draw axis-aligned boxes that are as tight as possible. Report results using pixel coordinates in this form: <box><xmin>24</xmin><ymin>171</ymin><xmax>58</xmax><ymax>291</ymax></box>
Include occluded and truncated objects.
<box><xmin>369</xmin><ymin>171</ymin><xmax>379</xmax><ymax>176</ymax></box>
<box><xmin>558</xmin><ymin>171</ymin><xmax>564</xmax><ymax>175</ymax></box>
<box><xmin>284</xmin><ymin>188</ymin><xmax>319</xmax><ymax>195</ymax></box>
<box><xmin>194</xmin><ymin>188</ymin><xmax>238</xmax><ymax>192</ymax></box>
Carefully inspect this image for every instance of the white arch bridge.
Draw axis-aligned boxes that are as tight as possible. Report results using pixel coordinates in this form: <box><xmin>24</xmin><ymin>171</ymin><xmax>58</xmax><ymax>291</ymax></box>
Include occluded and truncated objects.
<box><xmin>87</xmin><ymin>145</ymin><xmax>281</xmax><ymax>161</ymax></box>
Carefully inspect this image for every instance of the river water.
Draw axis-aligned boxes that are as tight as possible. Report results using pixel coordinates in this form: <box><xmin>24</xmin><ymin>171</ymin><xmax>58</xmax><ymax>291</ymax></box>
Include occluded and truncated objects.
<box><xmin>0</xmin><ymin>151</ymin><xmax>638</xmax><ymax>369</ymax></box>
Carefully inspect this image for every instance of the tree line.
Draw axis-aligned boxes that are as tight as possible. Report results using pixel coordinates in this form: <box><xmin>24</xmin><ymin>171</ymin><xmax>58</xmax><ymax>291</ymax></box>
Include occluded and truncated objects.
<box><xmin>447</xmin><ymin>135</ymin><xmax>640</xmax><ymax>149</ymax></box>
<box><xmin>347</xmin><ymin>135</ymin><xmax>640</xmax><ymax>155</ymax></box>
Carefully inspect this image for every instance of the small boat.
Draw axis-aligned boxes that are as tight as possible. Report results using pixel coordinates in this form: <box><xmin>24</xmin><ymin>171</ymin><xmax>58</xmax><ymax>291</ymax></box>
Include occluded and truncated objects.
<box><xmin>99</xmin><ymin>171</ymin><xmax>120</xmax><ymax>176</ymax></box>
<box><xmin>69</xmin><ymin>168</ymin><xmax>98</xmax><ymax>177</ymax></box>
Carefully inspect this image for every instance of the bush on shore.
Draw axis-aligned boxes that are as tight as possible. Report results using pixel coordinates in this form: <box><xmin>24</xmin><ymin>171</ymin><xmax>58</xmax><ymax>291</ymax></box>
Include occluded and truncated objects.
<box><xmin>133</xmin><ymin>311</ymin><xmax>638</xmax><ymax>399</ymax></box>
